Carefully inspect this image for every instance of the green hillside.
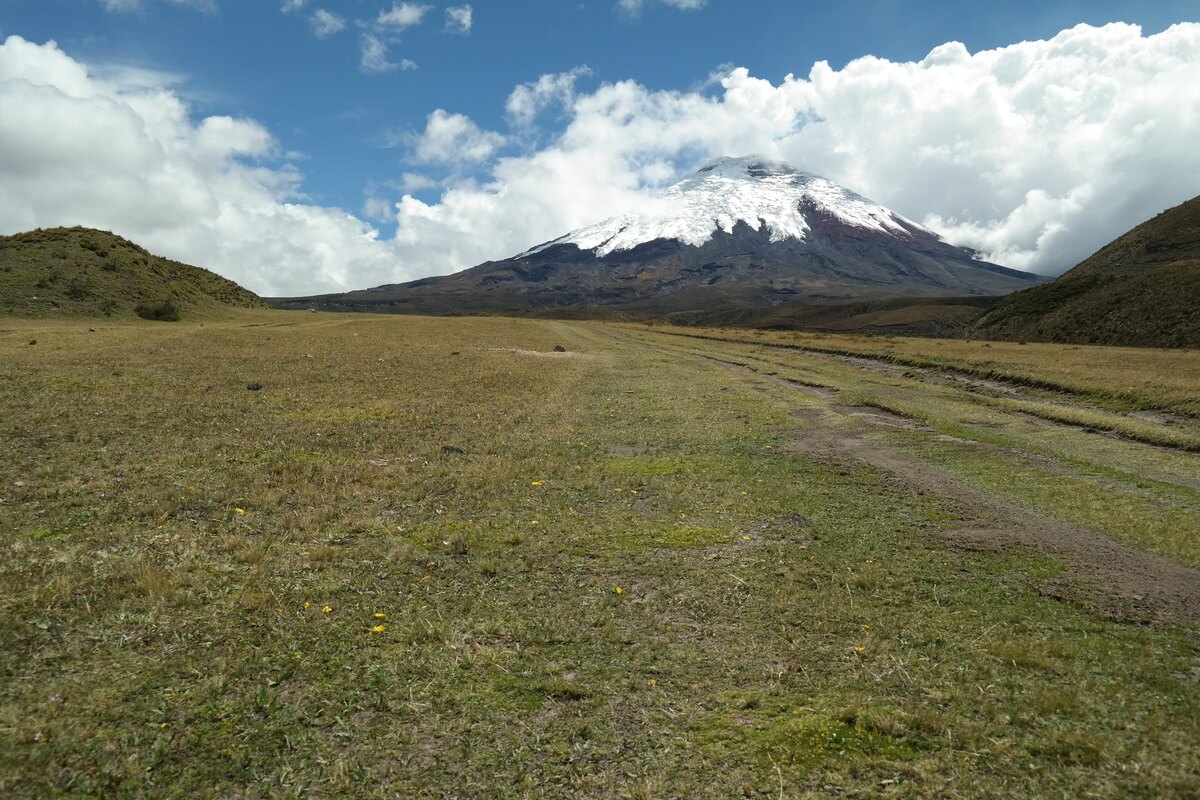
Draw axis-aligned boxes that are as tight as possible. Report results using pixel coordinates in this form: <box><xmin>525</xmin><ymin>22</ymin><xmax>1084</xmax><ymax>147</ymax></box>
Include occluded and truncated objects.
<box><xmin>0</xmin><ymin>227</ymin><xmax>264</xmax><ymax>320</ymax></box>
<box><xmin>971</xmin><ymin>196</ymin><xmax>1200</xmax><ymax>348</ymax></box>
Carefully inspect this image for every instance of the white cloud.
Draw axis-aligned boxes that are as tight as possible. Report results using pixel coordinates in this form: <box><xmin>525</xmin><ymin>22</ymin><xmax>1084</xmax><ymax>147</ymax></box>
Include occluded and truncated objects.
<box><xmin>618</xmin><ymin>0</ymin><xmax>706</xmax><ymax>14</ymax></box>
<box><xmin>506</xmin><ymin>67</ymin><xmax>592</xmax><ymax>127</ymax></box>
<box><xmin>771</xmin><ymin>24</ymin><xmax>1200</xmax><ymax>272</ymax></box>
<box><xmin>362</xmin><ymin>195</ymin><xmax>395</xmax><ymax>222</ymax></box>
<box><xmin>87</xmin><ymin>63</ymin><xmax>186</xmax><ymax>91</ymax></box>
<box><xmin>394</xmin><ymin>22</ymin><xmax>1200</xmax><ymax>278</ymax></box>
<box><xmin>309</xmin><ymin>9</ymin><xmax>345</xmax><ymax>38</ymax></box>
<box><xmin>0</xmin><ymin>35</ymin><xmax>396</xmax><ymax>295</ymax></box>
<box><xmin>376</xmin><ymin>2</ymin><xmax>431</xmax><ymax>30</ymax></box>
<box><xmin>3</xmin><ymin>23</ymin><xmax>1198</xmax><ymax>301</ymax></box>
<box><xmin>411</xmin><ymin>110</ymin><xmax>505</xmax><ymax>165</ymax></box>
<box><xmin>359</xmin><ymin>33</ymin><xmax>390</xmax><ymax>73</ymax></box>
<box><xmin>280</xmin><ymin>0</ymin><xmax>306</xmax><ymax>12</ymax></box>
<box><xmin>400</xmin><ymin>172</ymin><xmax>437</xmax><ymax>192</ymax></box>
<box><xmin>359</xmin><ymin>32</ymin><xmax>416</xmax><ymax>74</ymax></box>
<box><xmin>101</xmin><ymin>0</ymin><xmax>218</xmax><ymax>12</ymax></box>
<box><xmin>444</xmin><ymin>5</ymin><xmax>473</xmax><ymax>34</ymax></box>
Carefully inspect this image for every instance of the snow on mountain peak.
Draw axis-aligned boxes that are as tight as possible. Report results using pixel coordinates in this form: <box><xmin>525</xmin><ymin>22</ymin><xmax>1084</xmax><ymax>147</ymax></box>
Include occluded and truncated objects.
<box><xmin>523</xmin><ymin>155</ymin><xmax>924</xmax><ymax>258</ymax></box>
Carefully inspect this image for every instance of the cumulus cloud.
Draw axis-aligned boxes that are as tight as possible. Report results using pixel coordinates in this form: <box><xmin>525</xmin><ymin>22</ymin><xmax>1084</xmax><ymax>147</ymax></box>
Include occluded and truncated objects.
<box><xmin>411</xmin><ymin>110</ymin><xmax>505</xmax><ymax>165</ymax></box>
<box><xmin>3</xmin><ymin>23</ymin><xmax>1198</xmax><ymax>300</ymax></box>
<box><xmin>362</xmin><ymin>194</ymin><xmax>395</xmax><ymax>222</ymax></box>
<box><xmin>280</xmin><ymin>0</ymin><xmax>306</xmax><ymax>12</ymax></box>
<box><xmin>506</xmin><ymin>67</ymin><xmax>592</xmax><ymax>127</ymax></box>
<box><xmin>376</xmin><ymin>2</ymin><xmax>431</xmax><ymax>30</ymax></box>
<box><xmin>396</xmin><ymin>22</ymin><xmax>1200</xmax><ymax>277</ymax></box>
<box><xmin>309</xmin><ymin>9</ymin><xmax>345</xmax><ymax>38</ymax></box>
<box><xmin>444</xmin><ymin>5</ymin><xmax>473</xmax><ymax>34</ymax></box>
<box><xmin>0</xmin><ymin>35</ymin><xmax>396</xmax><ymax>295</ymax></box>
<box><xmin>772</xmin><ymin>24</ymin><xmax>1200</xmax><ymax>272</ymax></box>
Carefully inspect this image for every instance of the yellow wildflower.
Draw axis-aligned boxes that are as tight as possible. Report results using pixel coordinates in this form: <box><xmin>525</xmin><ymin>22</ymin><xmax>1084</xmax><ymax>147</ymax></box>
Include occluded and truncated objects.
<box><xmin>530</xmin><ymin>520</ymin><xmax>540</xmax><ymax>526</ymax></box>
<box><xmin>530</xmin><ymin>480</ymin><xmax>544</xmax><ymax>486</ymax></box>
<box><xmin>303</xmin><ymin>601</ymin><xmax>310</xmax><ymax>609</ymax></box>
<box><xmin>615</xmin><ymin>586</ymin><xmax>623</xmax><ymax>595</ymax></box>
<box><xmin>371</xmin><ymin>625</ymin><xmax>386</xmax><ymax>634</ymax></box>
<box><xmin>742</xmin><ymin>535</ymin><xmax>752</xmax><ymax>541</ymax></box>
<box><xmin>374</xmin><ymin>613</ymin><xmax>386</xmax><ymax>619</ymax></box>
<box><xmin>648</xmin><ymin>678</ymin><xmax>657</xmax><ymax>687</ymax></box>
<box><xmin>853</xmin><ymin>646</ymin><xmax>866</xmax><ymax>656</ymax></box>
<box><xmin>322</xmin><ymin>605</ymin><xmax>332</xmax><ymax>613</ymax></box>
<box><xmin>235</xmin><ymin>508</ymin><xmax>247</xmax><ymax>516</ymax></box>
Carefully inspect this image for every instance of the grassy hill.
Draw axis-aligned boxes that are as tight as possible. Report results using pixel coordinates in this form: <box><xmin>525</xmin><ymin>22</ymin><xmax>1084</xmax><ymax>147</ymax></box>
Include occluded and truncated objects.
<box><xmin>0</xmin><ymin>227</ymin><xmax>264</xmax><ymax>320</ymax></box>
<box><xmin>971</xmin><ymin>196</ymin><xmax>1200</xmax><ymax>347</ymax></box>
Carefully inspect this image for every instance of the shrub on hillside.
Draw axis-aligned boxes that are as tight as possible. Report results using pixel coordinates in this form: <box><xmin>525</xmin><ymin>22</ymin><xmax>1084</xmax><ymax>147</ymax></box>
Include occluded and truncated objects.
<box><xmin>66</xmin><ymin>276</ymin><xmax>91</xmax><ymax>300</ymax></box>
<box><xmin>135</xmin><ymin>298</ymin><xmax>180</xmax><ymax>321</ymax></box>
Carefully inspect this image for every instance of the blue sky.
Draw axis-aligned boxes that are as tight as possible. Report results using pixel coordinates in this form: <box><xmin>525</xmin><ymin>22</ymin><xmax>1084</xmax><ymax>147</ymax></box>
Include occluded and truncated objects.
<box><xmin>1</xmin><ymin>1</ymin><xmax>1198</xmax><ymax>293</ymax></box>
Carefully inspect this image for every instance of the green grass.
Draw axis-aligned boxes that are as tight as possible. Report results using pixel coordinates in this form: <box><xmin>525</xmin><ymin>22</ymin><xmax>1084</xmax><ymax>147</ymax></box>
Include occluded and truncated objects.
<box><xmin>649</xmin><ymin>325</ymin><xmax>1200</xmax><ymax>418</ymax></box>
<box><xmin>0</xmin><ymin>312</ymin><xmax>1197</xmax><ymax>798</ymax></box>
<box><xmin>625</xmin><ymin>329</ymin><xmax>1200</xmax><ymax>566</ymax></box>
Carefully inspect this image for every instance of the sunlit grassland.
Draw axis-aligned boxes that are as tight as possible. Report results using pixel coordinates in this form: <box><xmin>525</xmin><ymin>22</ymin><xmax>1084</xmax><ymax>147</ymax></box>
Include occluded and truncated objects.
<box><xmin>1</xmin><ymin>312</ymin><xmax>1197</xmax><ymax>798</ymax></box>
<box><xmin>654</xmin><ymin>325</ymin><xmax>1200</xmax><ymax>419</ymax></box>
<box><xmin>622</xmin><ymin>328</ymin><xmax>1200</xmax><ymax>568</ymax></box>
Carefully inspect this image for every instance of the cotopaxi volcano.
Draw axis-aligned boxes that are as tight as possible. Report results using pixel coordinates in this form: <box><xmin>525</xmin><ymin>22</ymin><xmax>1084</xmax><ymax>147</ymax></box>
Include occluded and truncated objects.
<box><xmin>273</xmin><ymin>157</ymin><xmax>1044</xmax><ymax>317</ymax></box>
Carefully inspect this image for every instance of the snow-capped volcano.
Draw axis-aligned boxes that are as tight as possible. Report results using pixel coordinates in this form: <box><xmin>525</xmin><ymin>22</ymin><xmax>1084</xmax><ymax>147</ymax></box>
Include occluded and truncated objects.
<box><xmin>276</xmin><ymin>157</ymin><xmax>1046</xmax><ymax>324</ymax></box>
<box><xmin>524</xmin><ymin>156</ymin><xmax>922</xmax><ymax>257</ymax></box>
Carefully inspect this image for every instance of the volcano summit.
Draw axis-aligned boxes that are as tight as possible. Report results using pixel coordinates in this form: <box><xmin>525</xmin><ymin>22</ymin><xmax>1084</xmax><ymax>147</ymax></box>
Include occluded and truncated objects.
<box><xmin>275</xmin><ymin>157</ymin><xmax>1043</xmax><ymax>318</ymax></box>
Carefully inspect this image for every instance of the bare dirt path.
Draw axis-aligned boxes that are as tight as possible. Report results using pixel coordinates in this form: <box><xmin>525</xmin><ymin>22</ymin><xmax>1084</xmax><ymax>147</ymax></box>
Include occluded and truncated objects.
<box><xmin>595</xmin><ymin>325</ymin><xmax>1200</xmax><ymax>627</ymax></box>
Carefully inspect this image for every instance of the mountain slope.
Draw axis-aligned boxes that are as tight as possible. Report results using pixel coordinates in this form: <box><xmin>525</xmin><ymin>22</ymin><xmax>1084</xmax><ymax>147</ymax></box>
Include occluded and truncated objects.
<box><xmin>971</xmin><ymin>195</ymin><xmax>1200</xmax><ymax>347</ymax></box>
<box><xmin>273</xmin><ymin>157</ymin><xmax>1043</xmax><ymax>316</ymax></box>
<box><xmin>0</xmin><ymin>227</ymin><xmax>264</xmax><ymax>319</ymax></box>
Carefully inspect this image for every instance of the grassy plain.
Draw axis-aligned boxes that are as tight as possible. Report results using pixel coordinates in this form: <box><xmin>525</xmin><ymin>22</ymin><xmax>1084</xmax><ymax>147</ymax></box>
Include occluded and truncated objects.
<box><xmin>1</xmin><ymin>312</ymin><xmax>1198</xmax><ymax>798</ymax></box>
<box><xmin>659</xmin><ymin>326</ymin><xmax>1200</xmax><ymax>429</ymax></box>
